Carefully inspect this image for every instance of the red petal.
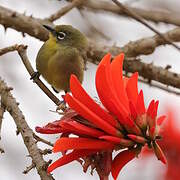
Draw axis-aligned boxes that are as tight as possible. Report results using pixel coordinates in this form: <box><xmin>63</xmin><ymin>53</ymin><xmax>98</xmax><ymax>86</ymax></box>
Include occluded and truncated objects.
<box><xmin>111</xmin><ymin>150</ymin><xmax>136</xmax><ymax>180</ymax></box>
<box><xmin>67</xmin><ymin>121</ymin><xmax>105</xmax><ymax>137</ymax></box>
<box><xmin>157</xmin><ymin>115</ymin><xmax>166</xmax><ymax>126</ymax></box>
<box><xmin>136</xmin><ymin>90</ymin><xmax>145</xmax><ymax>115</ymax></box>
<box><xmin>151</xmin><ymin>101</ymin><xmax>159</xmax><ymax>119</ymax></box>
<box><xmin>48</xmin><ymin>149</ymin><xmax>97</xmax><ymax>173</ymax></box>
<box><xmin>99</xmin><ymin>135</ymin><xmax>134</xmax><ymax>146</ymax></box>
<box><xmin>96</xmin><ymin>64</ymin><xmax>128</xmax><ymax>125</ymax></box>
<box><xmin>123</xmin><ymin>77</ymin><xmax>129</xmax><ymax>88</ymax></box>
<box><xmin>35</xmin><ymin>126</ymin><xmax>64</xmax><ymax>134</ymax></box>
<box><xmin>147</xmin><ymin>100</ymin><xmax>155</xmax><ymax>116</ymax></box>
<box><xmin>70</xmin><ymin>75</ymin><xmax>118</xmax><ymax>128</ymax></box>
<box><xmin>127</xmin><ymin>134</ymin><xmax>147</xmax><ymax>144</ymax></box>
<box><xmin>126</xmin><ymin>72</ymin><xmax>138</xmax><ymax>105</ymax></box>
<box><xmin>65</xmin><ymin>93</ymin><xmax>121</xmax><ymax>137</ymax></box>
<box><xmin>60</xmin><ymin>121</ymin><xmax>92</xmax><ymax>137</ymax></box>
<box><xmin>153</xmin><ymin>141</ymin><xmax>167</xmax><ymax>164</ymax></box>
<box><xmin>99</xmin><ymin>53</ymin><xmax>111</xmax><ymax>66</ymax></box>
<box><xmin>53</xmin><ymin>137</ymin><xmax>115</xmax><ymax>152</ymax></box>
<box><xmin>129</xmin><ymin>101</ymin><xmax>137</xmax><ymax>120</ymax></box>
<box><xmin>110</xmin><ymin>54</ymin><xmax>129</xmax><ymax>111</ymax></box>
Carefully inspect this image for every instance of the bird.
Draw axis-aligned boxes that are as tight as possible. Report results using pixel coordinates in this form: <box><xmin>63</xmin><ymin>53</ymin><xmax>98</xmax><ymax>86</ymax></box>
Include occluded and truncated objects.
<box><xmin>36</xmin><ymin>24</ymin><xmax>88</xmax><ymax>94</ymax></box>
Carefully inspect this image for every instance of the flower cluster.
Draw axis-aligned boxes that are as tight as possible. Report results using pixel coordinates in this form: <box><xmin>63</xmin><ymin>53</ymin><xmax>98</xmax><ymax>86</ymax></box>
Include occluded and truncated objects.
<box><xmin>36</xmin><ymin>53</ymin><xmax>166</xmax><ymax>180</ymax></box>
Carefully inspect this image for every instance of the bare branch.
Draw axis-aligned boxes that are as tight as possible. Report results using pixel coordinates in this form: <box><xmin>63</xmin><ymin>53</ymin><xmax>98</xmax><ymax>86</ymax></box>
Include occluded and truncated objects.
<box><xmin>87</xmin><ymin>46</ymin><xmax>180</xmax><ymax>89</ymax></box>
<box><xmin>0</xmin><ymin>5</ymin><xmax>49</xmax><ymax>41</ymax></box>
<box><xmin>17</xmin><ymin>45</ymin><xmax>61</xmax><ymax>106</ymax></box>
<box><xmin>122</xmin><ymin>27</ymin><xmax>180</xmax><ymax>57</ymax></box>
<box><xmin>0</xmin><ymin>78</ymin><xmax>54</xmax><ymax>180</ymax></box>
<box><xmin>138</xmin><ymin>78</ymin><xmax>180</xmax><ymax>96</ymax></box>
<box><xmin>0</xmin><ymin>44</ymin><xmax>61</xmax><ymax>106</ymax></box>
<box><xmin>33</xmin><ymin>133</ymin><xmax>54</xmax><ymax>147</ymax></box>
<box><xmin>46</xmin><ymin>0</ymin><xmax>83</xmax><ymax>22</ymax></box>
<box><xmin>111</xmin><ymin>0</ymin><xmax>180</xmax><ymax>52</ymax></box>
<box><xmin>0</xmin><ymin>44</ymin><xmax>19</xmax><ymax>56</ymax></box>
<box><xmin>84</xmin><ymin>0</ymin><xmax>180</xmax><ymax>27</ymax></box>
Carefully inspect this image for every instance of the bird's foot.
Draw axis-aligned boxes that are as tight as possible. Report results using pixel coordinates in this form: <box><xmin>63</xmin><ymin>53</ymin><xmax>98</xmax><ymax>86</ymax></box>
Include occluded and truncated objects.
<box><xmin>56</xmin><ymin>100</ymin><xmax>67</xmax><ymax>113</ymax></box>
<box><xmin>52</xmin><ymin>86</ymin><xmax>59</xmax><ymax>93</ymax></box>
<box><xmin>30</xmin><ymin>71</ymin><xmax>40</xmax><ymax>80</ymax></box>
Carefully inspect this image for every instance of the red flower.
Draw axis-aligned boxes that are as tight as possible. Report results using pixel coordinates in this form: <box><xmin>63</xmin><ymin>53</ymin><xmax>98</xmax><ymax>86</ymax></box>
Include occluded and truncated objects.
<box><xmin>36</xmin><ymin>53</ymin><xmax>166</xmax><ymax>180</ymax></box>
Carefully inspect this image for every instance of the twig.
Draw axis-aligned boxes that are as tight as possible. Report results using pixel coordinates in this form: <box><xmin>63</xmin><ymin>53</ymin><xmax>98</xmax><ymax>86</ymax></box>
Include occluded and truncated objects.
<box><xmin>87</xmin><ymin>46</ymin><xmax>180</xmax><ymax>89</ymax></box>
<box><xmin>0</xmin><ymin>44</ymin><xmax>19</xmax><ymax>56</ymax></box>
<box><xmin>33</xmin><ymin>133</ymin><xmax>54</xmax><ymax>147</ymax></box>
<box><xmin>121</xmin><ymin>27</ymin><xmax>180</xmax><ymax>57</ymax></box>
<box><xmin>0</xmin><ymin>44</ymin><xmax>61</xmax><ymax>106</ymax></box>
<box><xmin>0</xmin><ymin>78</ymin><xmax>54</xmax><ymax>180</ymax></box>
<box><xmin>0</xmin><ymin>6</ymin><xmax>49</xmax><ymax>41</ymax></box>
<box><xmin>23</xmin><ymin>162</ymin><xmax>36</xmax><ymax>174</ymax></box>
<box><xmin>46</xmin><ymin>0</ymin><xmax>83</xmax><ymax>22</ymax></box>
<box><xmin>84</xmin><ymin>0</ymin><xmax>180</xmax><ymax>27</ymax></box>
<box><xmin>79</xmin><ymin>10</ymin><xmax>110</xmax><ymax>40</ymax></box>
<box><xmin>111</xmin><ymin>0</ymin><xmax>180</xmax><ymax>52</ymax></box>
<box><xmin>17</xmin><ymin>45</ymin><xmax>61</xmax><ymax>106</ymax></box>
<box><xmin>39</xmin><ymin>148</ymin><xmax>52</xmax><ymax>155</ymax></box>
<box><xmin>138</xmin><ymin>78</ymin><xmax>180</xmax><ymax>96</ymax></box>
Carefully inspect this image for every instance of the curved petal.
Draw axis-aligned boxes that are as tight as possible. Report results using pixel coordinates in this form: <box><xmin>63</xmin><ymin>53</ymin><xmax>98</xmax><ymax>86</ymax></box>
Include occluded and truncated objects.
<box><xmin>48</xmin><ymin>149</ymin><xmax>97</xmax><ymax>173</ymax></box>
<box><xmin>67</xmin><ymin>121</ymin><xmax>105</xmax><ymax>137</ymax></box>
<box><xmin>129</xmin><ymin>101</ymin><xmax>137</xmax><ymax>120</ymax></box>
<box><xmin>147</xmin><ymin>100</ymin><xmax>155</xmax><ymax>116</ymax></box>
<box><xmin>96</xmin><ymin>64</ymin><xmax>128</xmax><ymax>125</ymax></box>
<box><xmin>35</xmin><ymin>126</ymin><xmax>63</xmax><ymax>134</ymax></box>
<box><xmin>136</xmin><ymin>90</ymin><xmax>145</xmax><ymax>115</ymax></box>
<box><xmin>153</xmin><ymin>141</ymin><xmax>167</xmax><ymax>164</ymax></box>
<box><xmin>126</xmin><ymin>72</ymin><xmax>138</xmax><ymax>105</ymax></box>
<box><xmin>70</xmin><ymin>75</ymin><xmax>118</xmax><ymax>127</ymax></box>
<box><xmin>53</xmin><ymin>137</ymin><xmax>115</xmax><ymax>152</ymax></box>
<box><xmin>65</xmin><ymin>93</ymin><xmax>122</xmax><ymax>137</ymax></box>
<box><xmin>110</xmin><ymin>54</ymin><xmax>129</xmax><ymax>111</ymax></box>
<box><xmin>111</xmin><ymin>150</ymin><xmax>136</xmax><ymax>180</ymax></box>
<box><xmin>99</xmin><ymin>135</ymin><xmax>134</xmax><ymax>146</ymax></box>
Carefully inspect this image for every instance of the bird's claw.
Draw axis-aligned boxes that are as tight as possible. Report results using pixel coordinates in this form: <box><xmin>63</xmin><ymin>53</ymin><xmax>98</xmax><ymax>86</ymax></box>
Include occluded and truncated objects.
<box><xmin>30</xmin><ymin>71</ymin><xmax>40</xmax><ymax>80</ymax></box>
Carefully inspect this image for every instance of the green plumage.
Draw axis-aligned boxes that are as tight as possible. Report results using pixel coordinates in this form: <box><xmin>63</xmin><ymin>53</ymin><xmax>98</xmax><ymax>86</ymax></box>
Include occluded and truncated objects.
<box><xmin>36</xmin><ymin>25</ymin><xmax>88</xmax><ymax>92</ymax></box>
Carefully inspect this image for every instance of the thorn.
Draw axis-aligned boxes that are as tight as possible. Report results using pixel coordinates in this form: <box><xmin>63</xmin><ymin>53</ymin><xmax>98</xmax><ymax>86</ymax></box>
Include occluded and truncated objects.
<box><xmin>165</xmin><ymin>64</ymin><xmax>171</xmax><ymax>70</ymax></box>
<box><xmin>11</xmin><ymin>12</ymin><xmax>16</xmax><ymax>17</ymax></box>
<box><xmin>21</xmin><ymin>32</ymin><xmax>25</xmax><ymax>37</ymax></box>
<box><xmin>3</xmin><ymin>26</ymin><xmax>8</xmax><ymax>33</ymax></box>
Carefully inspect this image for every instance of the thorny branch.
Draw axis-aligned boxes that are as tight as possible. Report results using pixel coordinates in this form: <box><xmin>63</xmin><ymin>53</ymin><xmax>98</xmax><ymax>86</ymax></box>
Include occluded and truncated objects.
<box><xmin>83</xmin><ymin>0</ymin><xmax>180</xmax><ymax>27</ymax></box>
<box><xmin>17</xmin><ymin>45</ymin><xmax>61</xmax><ymax>106</ymax></box>
<box><xmin>111</xmin><ymin>0</ymin><xmax>180</xmax><ymax>52</ymax></box>
<box><xmin>0</xmin><ymin>44</ymin><xmax>61</xmax><ymax>106</ymax></box>
<box><xmin>0</xmin><ymin>79</ymin><xmax>54</xmax><ymax>180</ymax></box>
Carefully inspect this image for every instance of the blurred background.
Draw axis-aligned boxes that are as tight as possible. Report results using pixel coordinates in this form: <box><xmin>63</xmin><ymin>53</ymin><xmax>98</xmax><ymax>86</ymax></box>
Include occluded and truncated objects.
<box><xmin>0</xmin><ymin>0</ymin><xmax>180</xmax><ymax>179</ymax></box>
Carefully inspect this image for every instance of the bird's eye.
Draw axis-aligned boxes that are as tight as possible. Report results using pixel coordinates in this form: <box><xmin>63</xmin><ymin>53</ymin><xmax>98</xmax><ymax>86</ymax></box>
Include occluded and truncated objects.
<box><xmin>57</xmin><ymin>32</ymin><xmax>66</xmax><ymax>40</ymax></box>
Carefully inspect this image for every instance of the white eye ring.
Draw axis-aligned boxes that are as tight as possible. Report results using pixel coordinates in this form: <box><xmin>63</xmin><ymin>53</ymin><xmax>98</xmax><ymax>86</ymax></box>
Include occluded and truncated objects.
<box><xmin>57</xmin><ymin>32</ymin><xmax>66</xmax><ymax>40</ymax></box>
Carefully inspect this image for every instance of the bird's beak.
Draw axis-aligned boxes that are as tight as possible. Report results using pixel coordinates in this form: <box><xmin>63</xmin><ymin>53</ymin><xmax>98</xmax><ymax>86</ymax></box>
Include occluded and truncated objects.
<box><xmin>43</xmin><ymin>25</ymin><xmax>56</xmax><ymax>35</ymax></box>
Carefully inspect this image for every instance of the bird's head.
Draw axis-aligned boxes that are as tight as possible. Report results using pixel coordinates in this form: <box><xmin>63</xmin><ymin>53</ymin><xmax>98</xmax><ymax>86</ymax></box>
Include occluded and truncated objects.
<box><xmin>43</xmin><ymin>24</ymin><xmax>88</xmax><ymax>51</ymax></box>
